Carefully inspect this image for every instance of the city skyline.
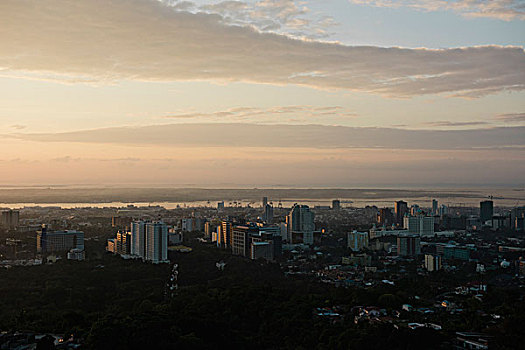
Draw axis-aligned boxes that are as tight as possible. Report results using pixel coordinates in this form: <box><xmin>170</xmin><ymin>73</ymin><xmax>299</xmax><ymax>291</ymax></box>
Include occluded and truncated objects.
<box><xmin>1</xmin><ymin>0</ymin><xmax>524</xmax><ymax>186</ymax></box>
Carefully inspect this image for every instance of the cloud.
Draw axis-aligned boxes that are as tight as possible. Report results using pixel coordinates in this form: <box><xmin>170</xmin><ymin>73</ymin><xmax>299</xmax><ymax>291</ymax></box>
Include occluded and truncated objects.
<box><xmin>495</xmin><ymin>112</ymin><xmax>525</xmax><ymax>123</ymax></box>
<box><xmin>191</xmin><ymin>0</ymin><xmax>336</xmax><ymax>39</ymax></box>
<box><xmin>10</xmin><ymin>124</ymin><xmax>27</xmax><ymax>130</ymax></box>
<box><xmin>163</xmin><ymin>105</ymin><xmax>357</xmax><ymax>121</ymax></box>
<box><xmin>9</xmin><ymin>123</ymin><xmax>525</xmax><ymax>150</ymax></box>
<box><xmin>50</xmin><ymin>156</ymin><xmax>80</xmax><ymax>163</ymax></box>
<box><xmin>349</xmin><ymin>0</ymin><xmax>525</xmax><ymax>21</ymax></box>
<box><xmin>164</xmin><ymin>0</ymin><xmax>196</xmax><ymax>11</ymax></box>
<box><xmin>1</xmin><ymin>0</ymin><xmax>524</xmax><ymax>97</ymax></box>
<box><xmin>421</xmin><ymin>121</ymin><xmax>490</xmax><ymax>128</ymax></box>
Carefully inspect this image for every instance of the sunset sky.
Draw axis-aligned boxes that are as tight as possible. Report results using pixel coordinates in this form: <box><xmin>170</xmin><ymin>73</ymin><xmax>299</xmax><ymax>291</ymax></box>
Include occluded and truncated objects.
<box><xmin>1</xmin><ymin>0</ymin><xmax>524</xmax><ymax>186</ymax></box>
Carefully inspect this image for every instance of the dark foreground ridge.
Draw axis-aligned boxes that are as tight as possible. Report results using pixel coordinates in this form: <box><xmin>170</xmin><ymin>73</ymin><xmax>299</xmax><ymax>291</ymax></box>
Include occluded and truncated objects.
<box><xmin>1</xmin><ymin>234</ymin><xmax>524</xmax><ymax>350</ymax></box>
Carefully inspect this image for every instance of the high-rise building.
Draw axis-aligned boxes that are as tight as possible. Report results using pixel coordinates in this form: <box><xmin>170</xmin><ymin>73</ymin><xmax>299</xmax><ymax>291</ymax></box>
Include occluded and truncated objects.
<box><xmin>231</xmin><ymin>225</ymin><xmax>257</xmax><ymax>257</ymax></box>
<box><xmin>425</xmin><ymin>254</ymin><xmax>441</xmax><ymax>272</ymax></box>
<box><xmin>218</xmin><ymin>221</ymin><xmax>232</xmax><ymax>248</ymax></box>
<box><xmin>332</xmin><ymin>199</ymin><xmax>341</xmax><ymax>210</ymax></box>
<box><xmin>432</xmin><ymin>199</ymin><xmax>438</xmax><ymax>216</ymax></box>
<box><xmin>287</xmin><ymin>204</ymin><xmax>315</xmax><ymax>245</ymax></box>
<box><xmin>106</xmin><ymin>230</ymin><xmax>132</xmax><ymax>255</ymax></box>
<box><xmin>271</xmin><ymin>234</ymin><xmax>282</xmax><ymax>257</ymax></box>
<box><xmin>116</xmin><ymin>230</ymin><xmax>131</xmax><ymax>255</ymax></box>
<box><xmin>169</xmin><ymin>231</ymin><xmax>183</xmax><ymax>245</ymax></box>
<box><xmin>131</xmin><ymin>221</ymin><xmax>168</xmax><ymax>263</ymax></box>
<box><xmin>181</xmin><ymin>218</ymin><xmax>194</xmax><ymax>232</ymax></box>
<box><xmin>347</xmin><ymin>230</ymin><xmax>369</xmax><ymax>252</ymax></box>
<box><xmin>377</xmin><ymin>208</ymin><xmax>394</xmax><ymax>226</ymax></box>
<box><xmin>204</xmin><ymin>221</ymin><xmax>214</xmax><ymax>240</ymax></box>
<box><xmin>394</xmin><ymin>201</ymin><xmax>408</xmax><ymax>226</ymax></box>
<box><xmin>480</xmin><ymin>200</ymin><xmax>494</xmax><ymax>224</ymax></box>
<box><xmin>216</xmin><ymin>225</ymin><xmax>223</xmax><ymax>246</ymax></box>
<box><xmin>405</xmin><ymin>215</ymin><xmax>434</xmax><ymax>236</ymax></box>
<box><xmin>262</xmin><ymin>204</ymin><xmax>274</xmax><ymax>223</ymax></box>
<box><xmin>145</xmin><ymin>222</ymin><xmax>168</xmax><ymax>263</ymax></box>
<box><xmin>192</xmin><ymin>217</ymin><xmax>205</xmax><ymax>232</ymax></box>
<box><xmin>510</xmin><ymin>207</ymin><xmax>525</xmax><ymax>231</ymax></box>
<box><xmin>1</xmin><ymin>209</ymin><xmax>20</xmax><ymax>229</ymax></box>
<box><xmin>279</xmin><ymin>222</ymin><xmax>288</xmax><ymax>242</ymax></box>
<box><xmin>131</xmin><ymin>221</ymin><xmax>146</xmax><ymax>257</ymax></box>
<box><xmin>397</xmin><ymin>234</ymin><xmax>421</xmax><ymax>257</ymax></box>
<box><xmin>262</xmin><ymin>197</ymin><xmax>268</xmax><ymax>208</ymax></box>
<box><xmin>217</xmin><ymin>201</ymin><xmax>225</xmax><ymax>210</ymax></box>
<box><xmin>36</xmin><ymin>226</ymin><xmax>84</xmax><ymax>254</ymax></box>
<box><xmin>439</xmin><ymin>204</ymin><xmax>448</xmax><ymax>217</ymax></box>
<box><xmin>410</xmin><ymin>204</ymin><xmax>420</xmax><ymax>216</ymax></box>
<box><xmin>251</xmin><ymin>241</ymin><xmax>273</xmax><ymax>261</ymax></box>
<box><xmin>443</xmin><ymin>245</ymin><xmax>470</xmax><ymax>260</ymax></box>
<box><xmin>256</xmin><ymin>226</ymin><xmax>283</xmax><ymax>257</ymax></box>
<box><xmin>491</xmin><ymin>215</ymin><xmax>508</xmax><ymax>230</ymax></box>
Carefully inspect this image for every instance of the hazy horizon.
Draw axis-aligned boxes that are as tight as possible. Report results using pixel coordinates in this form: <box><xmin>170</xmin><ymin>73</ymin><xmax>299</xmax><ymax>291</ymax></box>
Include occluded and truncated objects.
<box><xmin>0</xmin><ymin>184</ymin><xmax>524</xmax><ymax>189</ymax></box>
<box><xmin>0</xmin><ymin>186</ymin><xmax>523</xmax><ymax>209</ymax></box>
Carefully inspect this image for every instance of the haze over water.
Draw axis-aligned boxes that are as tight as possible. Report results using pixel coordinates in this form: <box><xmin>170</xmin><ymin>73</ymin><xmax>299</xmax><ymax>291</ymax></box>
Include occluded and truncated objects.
<box><xmin>1</xmin><ymin>187</ymin><xmax>523</xmax><ymax>209</ymax></box>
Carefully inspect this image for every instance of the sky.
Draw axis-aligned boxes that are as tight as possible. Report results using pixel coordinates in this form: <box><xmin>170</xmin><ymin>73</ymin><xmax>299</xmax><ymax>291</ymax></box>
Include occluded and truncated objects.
<box><xmin>0</xmin><ymin>0</ymin><xmax>524</xmax><ymax>187</ymax></box>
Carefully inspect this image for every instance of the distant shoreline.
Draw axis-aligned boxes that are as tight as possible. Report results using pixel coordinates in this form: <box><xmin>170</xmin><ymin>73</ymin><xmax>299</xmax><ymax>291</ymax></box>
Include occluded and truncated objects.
<box><xmin>0</xmin><ymin>187</ymin><xmax>522</xmax><ymax>208</ymax></box>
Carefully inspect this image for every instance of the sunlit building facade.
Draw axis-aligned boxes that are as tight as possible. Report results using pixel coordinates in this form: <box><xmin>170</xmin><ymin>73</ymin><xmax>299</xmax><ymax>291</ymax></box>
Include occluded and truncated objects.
<box><xmin>218</xmin><ymin>221</ymin><xmax>232</xmax><ymax>248</ymax></box>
